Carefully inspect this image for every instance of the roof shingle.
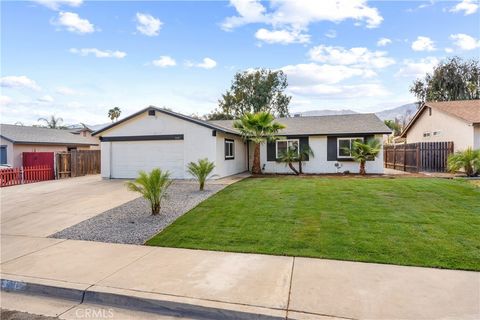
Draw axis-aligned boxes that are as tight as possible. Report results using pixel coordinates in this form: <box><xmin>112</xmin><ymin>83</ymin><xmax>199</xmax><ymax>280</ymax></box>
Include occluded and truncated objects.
<box><xmin>425</xmin><ymin>100</ymin><xmax>480</xmax><ymax>124</ymax></box>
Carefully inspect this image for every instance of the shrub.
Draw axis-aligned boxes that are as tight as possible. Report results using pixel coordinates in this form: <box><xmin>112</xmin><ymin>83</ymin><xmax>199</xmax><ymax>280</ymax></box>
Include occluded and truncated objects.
<box><xmin>126</xmin><ymin>169</ymin><xmax>171</xmax><ymax>215</ymax></box>
<box><xmin>447</xmin><ymin>148</ymin><xmax>480</xmax><ymax>177</ymax></box>
<box><xmin>187</xmin><ymin>158</ymin><xmax>216</xmax><ymax>190</ymax></box>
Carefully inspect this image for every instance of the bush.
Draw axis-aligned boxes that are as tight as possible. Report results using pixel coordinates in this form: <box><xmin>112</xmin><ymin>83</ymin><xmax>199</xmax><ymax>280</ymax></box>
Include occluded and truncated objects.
<box><xmin>447</xmin><ymin>148</ymin><xmax>480</xmax><ymax>177</ymax></box>
<box><xmin>187</xmin><ymin>158</ymin><xmax>216</xmax><ymax>190</ymax></box>
<box><xmin>126</xmin><ymin>169</ymin><xmax>171</xmax><ymax>215</ymax></box>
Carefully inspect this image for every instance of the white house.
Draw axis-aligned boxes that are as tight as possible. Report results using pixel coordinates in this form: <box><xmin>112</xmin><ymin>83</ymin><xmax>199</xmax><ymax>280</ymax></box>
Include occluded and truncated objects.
<box><xmin>93</xmin><ymin>106</ymin><xmax>391</xmax><ymax>179</ymax></box>
<box><xmin>400</xmin><ymin>100</ymin><xmax>480</xmax><ymax>152</ymax></box>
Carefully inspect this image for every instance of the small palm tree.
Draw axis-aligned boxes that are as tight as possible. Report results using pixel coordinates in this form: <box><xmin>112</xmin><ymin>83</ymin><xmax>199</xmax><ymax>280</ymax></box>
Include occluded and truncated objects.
<box><xmin>298</xmin><ymin>145</ymin><xmax>314</xmax><ymax>174</ymax></box>
<box><xmin>38</xmin><ymin>115</ymin><xmax>66</xmax><ymax>129</ymax></box>
<box><xmin>187</xmin><ymin>158</ymin><xmax>216</xmax><ymax>190</ymax></box>
<box><xmin>108</xmin><ymin>107</ymin><xmax>122</xmax><ymax>122</ymax></box>
<box><xmin>447</xmin><ymin>148</ymin><xmax>480</xmax><ymax>177</ymax></box>
<box><xmin>344</xmin><ymin>139</ymin><xmax>382</xmax><ymax>175</ymax></box>
<box><xmin>279</xmin><ymin>148</ymin><xmax>300</xmax><ymax>175</ymax></box>
<box><xmin>126</xmin><ymin>169</ymin><xmax>171</xmax><ymax>215</ymax></box>
<box><xmin>234</xmin><ymin>112</ymin><xmax>285</xmax><ymax>174</ymax></box>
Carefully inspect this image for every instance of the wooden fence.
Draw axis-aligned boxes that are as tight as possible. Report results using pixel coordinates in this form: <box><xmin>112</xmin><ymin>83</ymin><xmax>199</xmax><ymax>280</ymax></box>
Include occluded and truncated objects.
<box><xmin>0</xmin><ymin>165</ymin><xmax>54</xmax><ymax>187</ymax></box>
<box><xmin>384</xmin><ymin>141</ymin><xmax>454</xmax><ymax>173</ymax></box>
<box><xmin>56</xmin><ymin>150</ymin><xmax>100</xmax><ymax>179</ymax></box>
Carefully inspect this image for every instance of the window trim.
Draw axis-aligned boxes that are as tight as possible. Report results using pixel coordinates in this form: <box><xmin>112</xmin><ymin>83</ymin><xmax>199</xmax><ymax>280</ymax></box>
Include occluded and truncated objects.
<box><xmin>276</xmin><ymin>139</ymin><xmax>300</xmax><ymax>159</ymax></box>
<box><xmin>337</xmin><ymin>137</ymin><xmax>364</xmax><ymax>159</ymax></box>
<box><xmin>225</xmin><ymin>139</ymin><xmax>235</xmax><ymax>160</ymax></box>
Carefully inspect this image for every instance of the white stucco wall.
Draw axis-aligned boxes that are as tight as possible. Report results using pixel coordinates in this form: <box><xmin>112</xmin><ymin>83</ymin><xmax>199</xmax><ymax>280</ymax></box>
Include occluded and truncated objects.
<box><xmin>251</xmin><ymin>134</ymin><xmax>385</xmax><ymax>174</ymax></box>
<box><xmin>474</xmin><ymin>125</ymin><xmax>480</xmax><ymax>150</ymax></box>
<box><xmin>214</xmin><ymin>132</ymin><xmax>247</xmax><ymax>178</ymax></box>
<box><xmin>98</xmin><ymin>110</ymin><xmax>243</xmax><ymax>179</ymax></box>
<box><xmin>406</xmin><ymin>107</ymin><xmax>475</xmax><ymax>152</ymax></box>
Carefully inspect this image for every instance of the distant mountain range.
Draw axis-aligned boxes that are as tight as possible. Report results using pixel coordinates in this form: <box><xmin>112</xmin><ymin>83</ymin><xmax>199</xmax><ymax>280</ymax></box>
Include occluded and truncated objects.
<box><xmin>299</xmin><ymin>103</ymin><xmax>419</xmax><ymax>121</ymax></box>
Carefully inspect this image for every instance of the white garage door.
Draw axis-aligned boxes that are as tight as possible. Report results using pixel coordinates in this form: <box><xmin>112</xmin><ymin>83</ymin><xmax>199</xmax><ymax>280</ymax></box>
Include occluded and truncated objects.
<box><xmin>111</xmin><ymin>140</ymin><xmax>184</xmax><ymax>179</ymax></box>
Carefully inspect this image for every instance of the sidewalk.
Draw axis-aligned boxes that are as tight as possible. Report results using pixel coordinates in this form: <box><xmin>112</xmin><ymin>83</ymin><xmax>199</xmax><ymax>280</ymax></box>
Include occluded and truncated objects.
<box><xmin>1</xmin><ymin>238</ymin><xmax>479</xmax><ymax>319</ymax></box>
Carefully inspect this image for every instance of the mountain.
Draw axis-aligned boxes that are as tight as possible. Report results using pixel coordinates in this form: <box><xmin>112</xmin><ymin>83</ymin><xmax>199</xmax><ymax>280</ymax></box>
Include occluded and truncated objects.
<box><xmin>299</xmin><ymin>103</ymin><xmax>419</xmax><ymax>121</ymax></box>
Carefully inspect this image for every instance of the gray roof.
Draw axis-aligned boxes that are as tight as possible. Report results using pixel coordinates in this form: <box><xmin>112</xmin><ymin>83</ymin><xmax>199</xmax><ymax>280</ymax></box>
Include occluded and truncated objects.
<box><xmin>0</xmin><ymin>124</ymin><xmax>98</xmax><ymax>146</ymax></box>
<box><xmin>210</xmin><ymin>113</ymin><xmax>391</xmax><ymax>136</ymax></box>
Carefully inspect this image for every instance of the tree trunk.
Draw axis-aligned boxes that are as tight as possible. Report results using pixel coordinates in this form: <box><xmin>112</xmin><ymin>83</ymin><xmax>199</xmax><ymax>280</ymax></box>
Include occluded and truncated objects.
<box><xmin>359</xmin><ymin>160</ymin><xmax>366</xmax><ymax>175</ymax></box>
<box><xmin>152</xmin><ymin>201</ymin><xmax>160</xmax><ymax>215</ymax></box>
<box><xmin>298</xmin><ymin>160</ymin><xmax>303</xmax><ymax>174</ymax></box>
<box><xmin>200</xmin><ymin>180</ymin><xmax>205</xmax><ymax>191</ymax></box>
<box><xmin>288</xmin><ymin>162</ymin><xmax>300</xmax><ymax>175</ymax></box>
<box><xmin>252</xmin><ymin>143</ymin><xmax>261</xmax><ymax>174</ymax></box>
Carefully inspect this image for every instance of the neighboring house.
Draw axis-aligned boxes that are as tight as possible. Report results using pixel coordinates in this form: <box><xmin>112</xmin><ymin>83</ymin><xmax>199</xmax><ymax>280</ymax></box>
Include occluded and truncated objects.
<box><xmin>93</xmin><ymin>106</ymin><xmax>391</xmax><ymax>179</ymax></box>
<box><xmin>0</xmin><ymin>124</ymin><xmax>99</xmax><ymax>167</ymax></box>
<box><xmin>400</xmin><ymin>100</ymin><xmax>480</xmax><ymax>151</ymax></box>
<box><xmin>69</xmin><ymin>126</ymin><xmax>101</xmax><ymax>150</ymax></box>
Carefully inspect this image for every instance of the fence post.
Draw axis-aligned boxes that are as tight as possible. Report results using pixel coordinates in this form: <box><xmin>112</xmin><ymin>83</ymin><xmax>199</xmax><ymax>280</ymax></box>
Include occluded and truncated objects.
<box><xmin>416</xmin><ymin>144</ymin><xmax>420</xmax><ymax>172</ymax></box>
<box><xmin>393</xmin><ymin>145</ymin><xmax>396</xmax><ymax>170</ymax></box>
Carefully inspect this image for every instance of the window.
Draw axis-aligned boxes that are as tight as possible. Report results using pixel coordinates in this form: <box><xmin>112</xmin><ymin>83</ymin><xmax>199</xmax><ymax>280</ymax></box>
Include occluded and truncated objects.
<box><xmin>225</xmin><ymin>139</ymin><xmax>234</xmax><ymax>159</ymax></box>
<box><xmin>0</xmin><ymin>146</ymin><xmax>7</xmax><ymax>165</ymax></box>
<box><xmin>276</xmin><ymin>139</ymin><xmax>299</xmax><ymax>158</ymax></box>
<box><xmin>337</xmin><ymin>137</ymin><xmax>363</xmax><ymax>158</ymax></box>
<box><xmin>423</xmin><ymin>132</ymin><xmax>431</xmax><ymax>138</ymax></box>
<box><xmin>433</xmin><ymin>131</ymin><xmax>441</xmax><ymax>136</ymax></box>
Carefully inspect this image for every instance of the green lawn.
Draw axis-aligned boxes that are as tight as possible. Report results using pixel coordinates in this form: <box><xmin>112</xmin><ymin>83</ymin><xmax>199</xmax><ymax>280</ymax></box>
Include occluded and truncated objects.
<box><xmin>147</xmin><ymin>177</ymin><xmax>480</xmax><ymax>271</ymax></box>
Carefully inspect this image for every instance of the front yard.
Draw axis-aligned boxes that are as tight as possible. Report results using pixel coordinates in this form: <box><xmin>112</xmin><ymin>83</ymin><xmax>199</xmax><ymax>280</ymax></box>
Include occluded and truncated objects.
<box><xmin>147</xmin><ymin>177</ymin><xmax>480</xmax><ymax>271</ymax></box>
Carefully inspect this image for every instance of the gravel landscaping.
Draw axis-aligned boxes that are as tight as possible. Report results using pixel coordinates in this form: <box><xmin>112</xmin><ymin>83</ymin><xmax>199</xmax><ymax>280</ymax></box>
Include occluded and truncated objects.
<box><xmin>50</xmin><ymin>181</ymin><xmax>227</xmax><ymax>245</ymax></box>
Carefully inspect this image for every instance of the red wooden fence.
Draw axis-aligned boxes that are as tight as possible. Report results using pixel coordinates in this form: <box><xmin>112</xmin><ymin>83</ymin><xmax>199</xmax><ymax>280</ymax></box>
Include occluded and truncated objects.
<box><xmin>0</xmin><ymin>165</ymin><xmax>54</xmax><ymax>187</ymax></box>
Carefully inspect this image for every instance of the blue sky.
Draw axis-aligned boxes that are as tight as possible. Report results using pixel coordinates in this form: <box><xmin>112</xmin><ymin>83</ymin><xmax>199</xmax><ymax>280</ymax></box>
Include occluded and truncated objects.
<box><xmin>1</xmin><ymin>0</ymin><xmax>479</xmax><ymax>125</ymax></box>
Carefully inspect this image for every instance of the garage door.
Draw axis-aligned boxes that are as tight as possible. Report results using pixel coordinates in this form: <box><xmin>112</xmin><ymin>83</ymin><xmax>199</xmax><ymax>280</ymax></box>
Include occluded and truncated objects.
<box><xmin>111</xmin><ymin>140</ymin><xmax>184</xmax><ymax>179</ymax></box>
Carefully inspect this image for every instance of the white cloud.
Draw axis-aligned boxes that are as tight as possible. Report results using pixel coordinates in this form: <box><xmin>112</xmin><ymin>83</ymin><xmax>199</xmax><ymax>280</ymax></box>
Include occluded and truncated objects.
<box><xmin>136</xmin><ymin>13</ymin><xmax>162</xmax><ymax>36</ymax></box>
<box><xmin>450</xmin><ymin>0</ymin><xmax>478</xmax><ymax>15</ymax></box>
<box><xmin>0</xmin><ymin>95</ymin><xmax>13</xmax><ymax>106</ymax></box>
<box><xmin>221</xmin><ymin>0</ymin><xmax>383</xmax><ymax>43</ymax></box>
<box><xmin>185</xmin><ymin>57</ymin><xmax>217</xmax><ymax>69</ymax></box>
<box><xmin>281</xmin><ymin>63</ymin><xmax>375</xmax><ymax>85</ymax></box>
<box><xmin>69</xmin><ymin>48</ymin><xmax>127</xmax><ymax>58</ymax></box>
<box><xmin>325</xmin><ymin>29</ymin><xmax>337</xmax><ymax>39</ymax></box>
<box><xmin>450</xmin><ymin>33</ymin><xmax>480</xmax><ymax>50</ymax></box>
<box><xmin>255</xmin><ymin>28</ymin><xmax>310</xmax><ymax>44</ymax></box>
<box><xmin>308</xmin><ymin>45</ymin><xmax>395</xmax><ymax>69</ymax></box>
<box><xmin>396</xmin><ymin>57</ymin><xmax>440</xmax><ymax>78</ymax></box>
<box><xmin>411</xmin><ymin>36</ymin><xmax>436</xmax><ymax>51</ymax></box>
<box><xmin>377</xmin><ymin>37</ymin><xmax>392</xmax><ymax>47</ymax></box>
<box><xmin>0</xmin><ymin>76</ymin><xmax>41</xmax><ymax>91</ymax></box>
<box><xmin>37</xmin><ymin>95</ymin><xmax>54</xmax><ymax>103</ymax></box>
<box><xmin>33</xmin><ymin>0</ymin><xmax>82</xmax><ymax>10</ymax></box>
<box><xmin>54</xmin><ymin>11</ymin><xmax>94</xmax><ymax>34</ymax></box>
<box><xmin>55</xmin><ymin>86</ymin><xmax>77</xmax><ymax>95</ymax></box>
<box><xmin>152</xmin><ymin>56</ymin><xmax>176</xmax><ymax>68</ymax></box>
<box><xmin>289</xmin><ymin>83</ymin><xmax>390</xmax><ymax>98</ymax></box>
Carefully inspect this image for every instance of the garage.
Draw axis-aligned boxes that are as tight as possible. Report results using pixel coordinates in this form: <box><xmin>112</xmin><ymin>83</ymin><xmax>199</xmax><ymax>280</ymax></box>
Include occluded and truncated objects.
<box><xmin>110</xmin><ymin>140</ymin><xmax>184</xmax><ymax>179</ymax></box>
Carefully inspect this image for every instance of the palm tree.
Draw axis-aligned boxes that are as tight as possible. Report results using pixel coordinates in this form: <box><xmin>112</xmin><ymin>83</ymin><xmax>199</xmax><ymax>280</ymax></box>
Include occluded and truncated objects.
<box><xmin>298</xmin><ymin>145</ymin><xmax>314</xmax><ymax>174</ymax></box>
<box><xmin>108</xmin><ymin>107</ymin><xmax>122</xmax><ymax>122</ymax></box>
<box><xmin>344</xmin><ymin>139</ymin><xmax>382</xmax><ymax>175</ymax></box>
<box><xmin>234</xmin><ymin>112</ymin><xmax>285</xmax><ymax>174</ymax></box>
<box><xmin>187</xmin><ymin>158</ymin><xmax>216</xmax><ymax>190</ymax></box>
<box><xmin>278</xmin><ymin>148</ymin><xmax>300</xmax><ymax>175</ymax></box>
<box><xmin>447</xmin><ymin>148</ymin><xmax>480</xmax><ymax>177</ymax></box>
<box><xmin>126</xmin><ymin>169</ymin><xmax>171</xmax><ymax>215</ymax></box>
<box><xmin>37</xmin><ymin>115</ymin><xmax>66</xmax><ymax>129</ymax></box>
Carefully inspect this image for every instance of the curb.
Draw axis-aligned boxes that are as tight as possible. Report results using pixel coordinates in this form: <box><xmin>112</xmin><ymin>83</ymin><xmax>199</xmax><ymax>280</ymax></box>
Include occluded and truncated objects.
<box><xmin>1</xmin><ymin>278</ymin><xmax>285</xmax><ymax>320</ymax></box>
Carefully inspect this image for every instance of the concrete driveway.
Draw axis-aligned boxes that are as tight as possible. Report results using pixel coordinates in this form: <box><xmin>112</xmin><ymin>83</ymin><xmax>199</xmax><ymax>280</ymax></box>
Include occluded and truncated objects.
<box><xmin>1</xmin><ymin>175</ymin><xmax>139</xmax><ymax>238</ymax></box>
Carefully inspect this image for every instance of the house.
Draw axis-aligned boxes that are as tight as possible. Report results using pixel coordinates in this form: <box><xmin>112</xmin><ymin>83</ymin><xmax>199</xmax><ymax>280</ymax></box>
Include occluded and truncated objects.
<box><xmin>68</xmin><ymin>126</ymin><xmax>101</xmax><ymax>150</ymax></box>
<box><xmin>93</xmin><ymin>106</ymin><xmax>391</xmax><ymax>179</ymax></box>
<box><xmin>400</xmin><ymin>100</ymin><xmax>480</xmax><ymax>151</ymax></box>
<box><xmin>0</xmin><ymin>124</ymin><xmax>99</xmax><ymax>167</ymax></box>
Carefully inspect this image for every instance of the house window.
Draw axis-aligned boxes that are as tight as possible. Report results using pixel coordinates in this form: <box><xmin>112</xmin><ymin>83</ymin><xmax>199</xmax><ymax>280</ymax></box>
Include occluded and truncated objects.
<box><xmin>337</xmin><ymin>137</ymin><xmax>363</xmax><ymax>158</ymax></box>
<box><xmin>433</xmin><ymin>131</ymin><xmax>441</xmax><ymax>136</ymax></box>
<box><xmin>225</xmin><ymin>139</ymin><xmax>234</xmax><ymax>159</ymax></box>
<box><xmin>0</xmin><ymin>146</ymin><xmax>7</xmax><ymax>165</ymax></box>
<box><xmin>276</xmin><ymin>139</ymin><xmax>299</xmax><ymax>158</ymax></box>
<box><xmin>423</xmin><ymin>132</ymin><xmax>431</xmax><ymax>138</ymax></box>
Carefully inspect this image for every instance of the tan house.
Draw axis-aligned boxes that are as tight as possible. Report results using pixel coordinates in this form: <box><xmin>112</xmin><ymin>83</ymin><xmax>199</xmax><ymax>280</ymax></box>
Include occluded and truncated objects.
<box><xmin>0</xmin><ymin>124</ymin><xmax>99</xmax><ymax>167</ymax></box>
<box><xmin>400</xmin><ymin>100</ymin><xmax>480</xmax><ymax>152</ymax></box>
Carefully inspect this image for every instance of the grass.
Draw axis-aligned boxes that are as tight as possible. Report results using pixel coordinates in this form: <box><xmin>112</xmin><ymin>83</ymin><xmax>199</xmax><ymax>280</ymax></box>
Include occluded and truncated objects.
<box><xmin>146</xmin><ymin>177</ymin><xmax>480</xmax><ymax>271</ymax></box>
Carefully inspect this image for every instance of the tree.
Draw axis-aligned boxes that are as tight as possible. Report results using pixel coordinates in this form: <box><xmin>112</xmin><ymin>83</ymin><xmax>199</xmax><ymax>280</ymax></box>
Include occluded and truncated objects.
<box><xmin>234</xmin><ymin>112</ymin><xmax>285</xmax><ymax>174</ymax></box>
<box><xmin>279</xmin><ymin>148</ymin><xmax>300</xmax><ymax>175</ymax></box>
<box><xmin>204</xmin><ymin>109</ymin><xmax>235</xmax><ymax>120</ymax></box>
<box><xmin>344</xmin><ymin>139</ymin><xmax>382</xmax><ymax>175</ymax></box>
<box><xmin>126</xmin><ymin>169</ymin><xmax>171</xmax><ymax>215</ymax></box>
<box><xmin>108</xmin><ymin>107</ymin><xmax>122</xmax><ymax>122</ymax></box>
<box><xmin>37</xmin><ymin>115</ymin><xmax>66</xmax><ymax>129</ymax></box>
<box><xmin>187</xmin><ymin>158</ymin><xmax>216</xmax><ymax>191</ymax></box>
<box><xmin>447</xmin><ymin>148</ymin><xmax>480</xmax><ymax>177</ymax></box>
<box><xmin>298</xmin><ymin>145</ymin><xmax>314</xmax><ymax>174</ymax></box>
<box><xmin>384</xmin><ymin>120</ymin><xmax>402</xmax><ymax>136</ymax></box>
<box><xmin>219</xmin><ymin>69</ymin><xmax>291</xmax><ymax>118</ymax></box>
<box><xmin>410</xmin><ymin>57</ymin><xmax>480</xmax><ymax>104</ymax></box>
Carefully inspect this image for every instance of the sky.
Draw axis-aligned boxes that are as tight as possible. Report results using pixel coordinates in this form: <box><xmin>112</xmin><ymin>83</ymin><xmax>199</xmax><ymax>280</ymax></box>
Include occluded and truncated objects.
<box><xmin>1</xmin><ymin>0</ymin><xmax>479</xmax><ymax>126</ymax></box>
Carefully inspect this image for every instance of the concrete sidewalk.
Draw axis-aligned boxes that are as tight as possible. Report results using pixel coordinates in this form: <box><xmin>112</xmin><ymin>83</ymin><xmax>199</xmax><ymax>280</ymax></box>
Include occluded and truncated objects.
<box><xmin>1</xmin><ymin>238</ymin><xmax>479</xmax><ymax>319</ymax></box>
